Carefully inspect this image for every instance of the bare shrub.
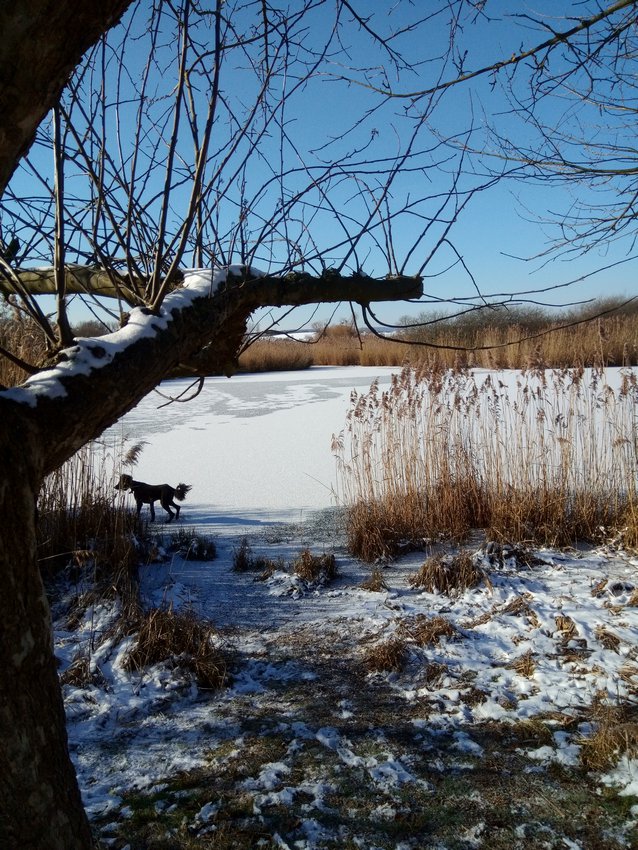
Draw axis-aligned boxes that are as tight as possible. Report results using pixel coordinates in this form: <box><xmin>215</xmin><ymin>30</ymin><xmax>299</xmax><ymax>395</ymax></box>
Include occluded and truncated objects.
<box><xmin>409</xmin><ymin>552</ymin><xmax>491</xmax><ymax>596</ymax></box>
<box><xmin>364</xmin><ymin>637</ymin><xmax>407</xmax><ymax>673</ymax></box>
<box><xmin>292</xmin><ymin>549</ymin><xmax>337</xmax><ymax>584</ymax></box>
<box><xmin>123</xmin><ymin>607</ymin><xmax>228</xmax><ymax>690</ymax></box>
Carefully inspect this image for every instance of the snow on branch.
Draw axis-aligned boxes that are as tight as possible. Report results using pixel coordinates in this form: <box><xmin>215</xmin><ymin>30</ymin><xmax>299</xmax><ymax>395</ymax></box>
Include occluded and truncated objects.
<box><xmin>1</xmin><ymin>265</ymin><xmax>422</xmax><ymax>475</ymax></box>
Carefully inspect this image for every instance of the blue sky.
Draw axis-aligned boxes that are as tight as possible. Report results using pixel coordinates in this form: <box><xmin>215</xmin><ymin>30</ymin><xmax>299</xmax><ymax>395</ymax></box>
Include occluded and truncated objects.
<box><xmin>3</xmin><ymin>0</ymin><xmax>635</xmax><ymax>329</ymax></box>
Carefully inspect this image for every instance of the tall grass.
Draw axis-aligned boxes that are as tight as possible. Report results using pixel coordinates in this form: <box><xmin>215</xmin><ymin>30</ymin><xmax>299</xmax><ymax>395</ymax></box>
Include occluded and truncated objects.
<box><xmin>37</xmin><ymin>440</ymin><xmax>142</xmax><ymax>581</ymax></box>
<box><xmin>334</xmin><ymin>364</ymin><xmax>638</xmax><ymax>560</ymax></box>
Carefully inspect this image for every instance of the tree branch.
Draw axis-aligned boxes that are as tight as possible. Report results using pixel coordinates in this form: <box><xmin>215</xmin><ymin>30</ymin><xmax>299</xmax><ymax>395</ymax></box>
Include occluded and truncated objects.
<box><xmin>1</xmin><ymin>266</ymin><xmax>422</xmax><ymax>476</ymax></box>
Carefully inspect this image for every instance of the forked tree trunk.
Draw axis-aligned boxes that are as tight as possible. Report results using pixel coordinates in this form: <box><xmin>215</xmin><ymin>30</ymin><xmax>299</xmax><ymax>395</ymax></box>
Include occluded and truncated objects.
<box><xmin>0</xmin><ymin>414</ymin><xmax>94</xmax><ymax>849</ymax></box>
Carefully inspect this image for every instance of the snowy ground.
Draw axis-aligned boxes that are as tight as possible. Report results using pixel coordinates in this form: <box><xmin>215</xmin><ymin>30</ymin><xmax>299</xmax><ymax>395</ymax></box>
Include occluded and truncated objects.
<box><xmin>51</xmin><ymin>367</ymin><xmax>638</xmax><ymax>849</ymax></box>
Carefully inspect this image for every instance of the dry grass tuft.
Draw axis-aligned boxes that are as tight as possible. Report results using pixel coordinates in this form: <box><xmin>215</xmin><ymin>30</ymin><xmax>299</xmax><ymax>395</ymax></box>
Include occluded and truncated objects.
<box><xmin>460</xmin><ymin>686</ymin><xmax>488</xmax><ymax>706</ymax></box>
<box><xmin>232</xmin><ymin>538</ymin><xmax>280</xmax><ymax>573</ymax></box>
<box><xmin>398</xmin><ymin>614</ymin><xmax>457</xmax><ymax>646</ymax></box>
<box><xmin>591</xmin><ymin>578</ymin><xmax>608</xmax><ymax>598</ymax></box>
<box><xmin>363</xmin><ymin>637</ymin><xmax>407</xmax><ymax>673</ymax></box>
<box><xmin>359</xmin><ymin>568</ymin><xmax>389</xmax><ymax>592</ymax></box>
<box><xmin>554</xmin><ymin>614</ymin><xmax>579</xmax><ymax>642</ymax></box>
<box><xmin>123</xmin><ymin>607</ymin><xmax>228</xmax><ymax>690</ymax></box>
<box><xmin>579</xmin><ymin>700</ymin><xmax>638</xmax><ymax>771</ymax></box>
<box><xmin>595</xmin><ymin>625</ymin><xmax>621</xmax><ymax>652</ymax></box>
<box><xmin>292</xmin><ymin>549</ymin><xmax>337</xmax><ymax>584</ymax></box>
<box><xmin>510</xmin><ymin>650</ymin><xmax>537</xmax><ymax>678</ymax></box>
<box><xmin>500</xmin><ymin>595</ymin><xmax>541</xmax><ymax>628</ymax></box>
<box><xmin>409</xmin><ymin>551</ymin><xmax>492</xmax><ymax>596</ymax></box>
<box><xmin>423</xmin><ymin>661</ymin><xmax>450</xmax><ymax>683</ymax></box>
<box><xmin>59</xmin><ymin>653</ymin><xmax>102</xmax><ymax>688</ymax></box>
<box><xmin>168</xmin><ymin>527</ymin><xmax>217</xmax><ymax>561</ymax></box>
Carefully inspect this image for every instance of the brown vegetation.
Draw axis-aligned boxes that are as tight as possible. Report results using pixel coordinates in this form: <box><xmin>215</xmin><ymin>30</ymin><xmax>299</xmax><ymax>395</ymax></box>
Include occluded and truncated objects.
<box><xmin>409</xmin><ymin>552</ymin><xmax>492</xmax><ymax>596</ymax></box>
<box><xmin>235</xmin><ymin>299</ymin><xmax>638</xmax><ymax>375</ymax></box>
<box><xmin>123</xmin><ymin>607</ymin><xmax>228</xmax><ymax>690</ymax></box>
<box><xmin>292</xmin><ymin>548</ymin><xmax>337</xmax><ymax>584</ymax></box>
<box><xmin>336</xmin><ymin>363</ymin><xmax>638</xmax><ymax>560</ymax></box>
<box><xmin>579</xmin><ymin>699</ymin><xmax>638</xmax><ymax>772</ymax></box>
<box><xmin>2</xmin><ymin>297</ymin><xmax>636</xmax><ymax>388</ymax></box>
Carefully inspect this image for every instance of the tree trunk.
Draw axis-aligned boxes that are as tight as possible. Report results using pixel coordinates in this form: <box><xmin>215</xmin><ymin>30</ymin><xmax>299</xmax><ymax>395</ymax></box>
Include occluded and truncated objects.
<box><xmin>0</xmin><ymin>0</ymin><xmax>134</xmax><ymax>196</ymax></box>
<box><xmin>0</xmin><ymin>412</ymin><xmax>94</xmax><ymax>849</ymax></box>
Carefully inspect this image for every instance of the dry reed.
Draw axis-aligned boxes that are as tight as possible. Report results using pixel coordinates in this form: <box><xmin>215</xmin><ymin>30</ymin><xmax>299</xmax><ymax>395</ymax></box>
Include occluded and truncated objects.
<box><xmin>335</xmin><ymin>364</ymin><xmax>638</xmax><ymax>560</ymax></box>
<box><xmin>397</xmin><ymin>614</ymin><xmax>457</xmax><ymax>646</ymax></box>
<box><xmin>37</xmin><ymin>440</ymin><xmax>144</xmax><ymax>578</ymax></box>
<box><xmin>363</xmin><ymin>637</ymin><xmax>407</xmax><ymax>673</ymax></box>
<box><xmin>409</xmin><ymin>552</ymin><xmax>492</xmax><ymax>596</ymax></box>
<box><xmin>233</xmin><ymin>300</ymin><xmax>638</xmax><ymax>375</ymax></box>
<box><xmin>359</xmin><ymin>568</ymin><xmax>389</xmax><ymax>592</ymax></box>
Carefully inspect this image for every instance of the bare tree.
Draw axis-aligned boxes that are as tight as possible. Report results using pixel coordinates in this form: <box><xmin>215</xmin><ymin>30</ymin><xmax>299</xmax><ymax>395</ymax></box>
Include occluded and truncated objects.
<box><xmin>347</xmin><ymin>0</ymin><xmax>638</xmax><ymax>272</ymax></box>
<box><xmin>1</xmin><ymin>2</ymin><xmax>635</xmax><ymax>847</ymax></box>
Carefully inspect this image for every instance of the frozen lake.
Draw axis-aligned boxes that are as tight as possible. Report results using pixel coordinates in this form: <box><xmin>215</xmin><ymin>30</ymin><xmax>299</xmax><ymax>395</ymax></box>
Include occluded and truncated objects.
<box><xmin>107</xmin><ymin>366</ymin><xmax>398</xmax><ymax>527</ymax></box>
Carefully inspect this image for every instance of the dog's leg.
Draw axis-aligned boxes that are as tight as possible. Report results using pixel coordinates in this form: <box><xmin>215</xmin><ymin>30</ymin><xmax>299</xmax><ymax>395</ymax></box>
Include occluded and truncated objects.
<box><xmin>161</xmin><ymin>497</ymin><xmax>174</xmax><ymax>522</ymax></box>
<box><xmin>149</xmin><ymin>500</ymin><xmax>156</xmax><ymax>522</ymax></box>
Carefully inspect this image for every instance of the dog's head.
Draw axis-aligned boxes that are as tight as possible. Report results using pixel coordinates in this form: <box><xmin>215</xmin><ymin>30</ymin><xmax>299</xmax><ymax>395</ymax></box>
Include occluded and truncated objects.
<box><xmin>115</xmin><ymin>473</ymin><xmax>134</xmax><ymax>492</ymax></box>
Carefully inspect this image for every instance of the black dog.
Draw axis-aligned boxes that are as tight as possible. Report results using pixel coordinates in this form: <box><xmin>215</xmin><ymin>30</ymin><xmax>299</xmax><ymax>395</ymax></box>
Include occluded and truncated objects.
<box><xmin>115</xmin><ymin>473</ymin><xmax>192</xmax><ymax>522</ymax></box>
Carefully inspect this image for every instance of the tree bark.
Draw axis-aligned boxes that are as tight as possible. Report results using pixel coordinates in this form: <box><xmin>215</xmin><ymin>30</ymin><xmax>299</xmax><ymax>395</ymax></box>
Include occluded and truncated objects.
<box><xmin>0</xmin><ymin>0</ymin><xmax>134</xmax><ymax>196</ymax></box>
<box><xmin>0</xmin><ymin>268</ymin><xmax>422</xmax><ymax>847</ymax></box>
<box><xmin>0</xmin><ymin>411</ymin><xmax>94</xmax><ymax>850</ymax></box>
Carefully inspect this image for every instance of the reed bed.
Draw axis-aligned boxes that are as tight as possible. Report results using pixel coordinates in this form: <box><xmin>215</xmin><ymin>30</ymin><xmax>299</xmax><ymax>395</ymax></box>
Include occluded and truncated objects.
<box><xmin>236</xmin><ymin>303</ymin><xmax>638</xmax><ymax>374</ymax></box>
<box><xmin>37</xmin><ymin>439</ymin><xmax>142</xmax><ymax>580</ymax></box>
<box><xmin>334</xmin><ymin>364</ymin><xmax>638</xmax><ymax>560</ymax></box>
<box><xmin>1</xmin><ymin>299</ymin><xmax>636</xmax><ymax>387</ymax></box>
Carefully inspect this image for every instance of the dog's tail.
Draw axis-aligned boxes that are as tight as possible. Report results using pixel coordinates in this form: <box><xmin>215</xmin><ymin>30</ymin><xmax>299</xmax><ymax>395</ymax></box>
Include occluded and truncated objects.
<box><xmin>175</xmin><ymin>483</ymin><xmax>192</xmax><ymax>501</ymax></box>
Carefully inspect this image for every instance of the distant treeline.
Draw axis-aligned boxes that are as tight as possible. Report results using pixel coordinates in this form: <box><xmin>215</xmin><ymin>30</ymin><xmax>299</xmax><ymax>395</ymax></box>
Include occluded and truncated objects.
<box><xmin>1</xmin><ymin>295</ymin><xmax>636</xmax><ymax>387</ymax></box>
<box><xmin>238</xmin><ymin>296</ymin><xmax>638</xmax><ymax>373</ymax></box>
